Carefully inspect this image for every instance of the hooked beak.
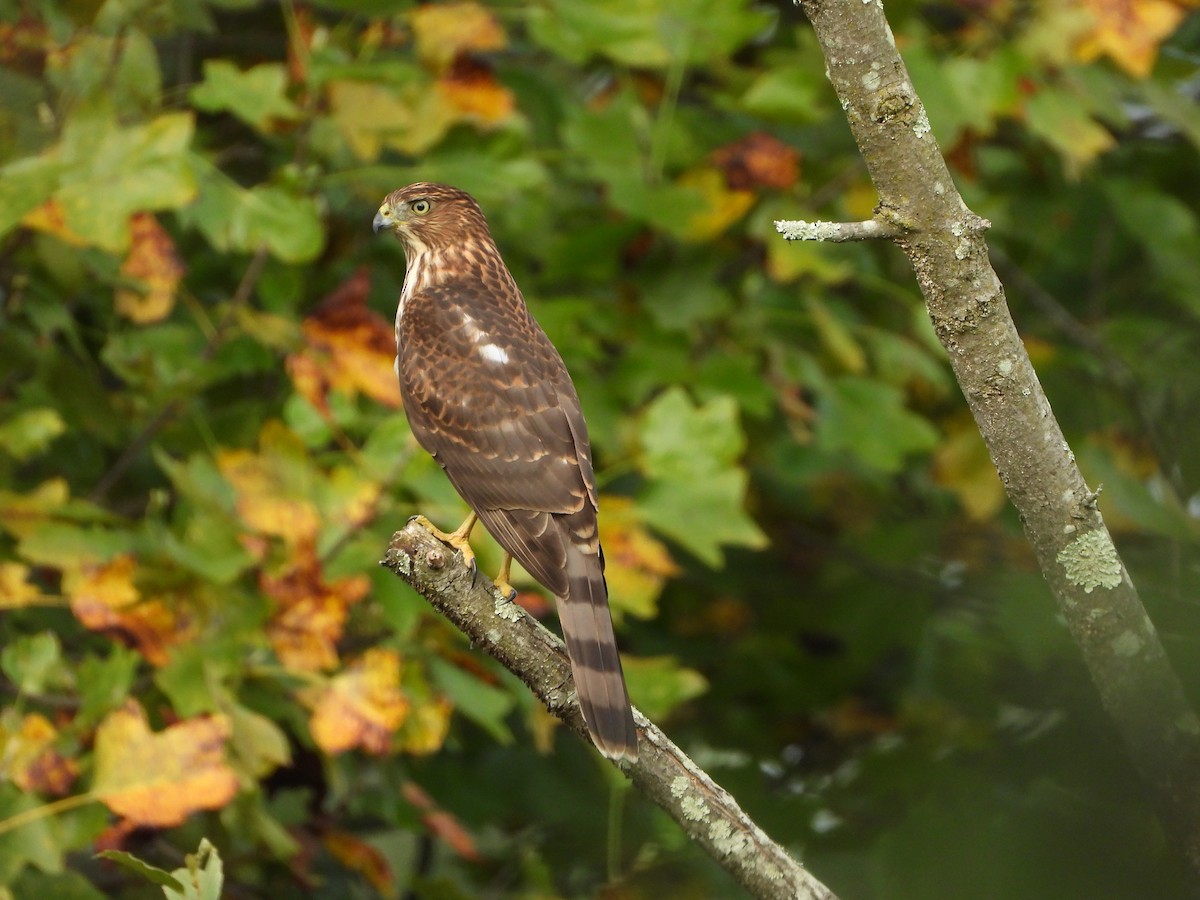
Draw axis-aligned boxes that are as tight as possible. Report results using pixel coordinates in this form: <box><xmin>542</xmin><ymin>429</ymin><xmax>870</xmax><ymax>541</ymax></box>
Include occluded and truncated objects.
<box><xmin>372</xmin><ymin>209</ymin><xmax>390</xmax><ymax>234</ymax></box>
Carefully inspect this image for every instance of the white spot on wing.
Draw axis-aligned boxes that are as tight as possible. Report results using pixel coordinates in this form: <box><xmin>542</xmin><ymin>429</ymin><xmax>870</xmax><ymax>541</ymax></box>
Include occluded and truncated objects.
<box><xmin>479</xmin><ymin>343</ymin><xmax>509</xmax><ymax>364</ymax></box>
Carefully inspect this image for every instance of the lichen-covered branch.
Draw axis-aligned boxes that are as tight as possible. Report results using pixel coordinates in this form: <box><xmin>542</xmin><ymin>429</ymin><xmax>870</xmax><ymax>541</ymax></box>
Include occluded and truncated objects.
<box><xmin>774</xmin><ymin>217</ymin><xmax>899</xmax><ymax>242</ymax></box>
<box><xmin>791</xmin><ymin>0</ymin><xmax>1200</xmax><ymax>885</ymax></box>
<box><xmin>381</xmin><ymin>521</ymin><xmax>836</xmax><ymax>900</ymax></box>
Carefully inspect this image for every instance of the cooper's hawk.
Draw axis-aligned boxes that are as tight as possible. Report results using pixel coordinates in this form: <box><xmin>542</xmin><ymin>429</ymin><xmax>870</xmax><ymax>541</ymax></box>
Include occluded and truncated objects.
<box><xmin>373</xmin><ymin>183</ymin><xmax>638</xmax><ymax>762</ymax></box>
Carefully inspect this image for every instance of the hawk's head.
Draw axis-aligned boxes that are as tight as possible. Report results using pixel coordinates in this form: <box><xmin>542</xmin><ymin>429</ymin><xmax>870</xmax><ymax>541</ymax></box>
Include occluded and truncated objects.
<box><xmin>373</xmin><ymin>183</ymin><xmax>491</xmax><ymax>259</ymax></box>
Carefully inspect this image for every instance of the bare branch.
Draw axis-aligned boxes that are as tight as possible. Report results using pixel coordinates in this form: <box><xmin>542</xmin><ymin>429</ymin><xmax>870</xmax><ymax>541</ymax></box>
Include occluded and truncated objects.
<box><xmin>381</xmin><ymin>521</ymin><xmax>837</xmax><ymax>900</ymax></box>
<box><xmin>774</xmin><ymin>217</ymin><xmax>900</xmax><ymax>242</ymax></box>
<box><xmin>790</xmin><ymin>0</ymin><xmax>1200</xmax><ymax>885</ymax></box>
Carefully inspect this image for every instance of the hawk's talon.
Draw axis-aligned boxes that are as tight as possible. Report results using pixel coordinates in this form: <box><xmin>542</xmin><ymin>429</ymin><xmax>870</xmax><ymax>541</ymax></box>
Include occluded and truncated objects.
<box><xmin>493</xmin><ymin>553</ymin><xmax>516</xmax><ymax>603</ymax></box>
<box><xmin>411</xmin><ymin>512</ymin><xmax>478</xmax><ymax>576</ymax></box>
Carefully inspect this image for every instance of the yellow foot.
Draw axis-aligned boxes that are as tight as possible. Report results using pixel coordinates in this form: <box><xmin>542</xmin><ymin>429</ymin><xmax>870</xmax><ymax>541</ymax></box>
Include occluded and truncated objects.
<box><xmin>410</xmin><ymin>512</ymin><xmax>478</xmax><ymax>580</ymax></box>
<box><xmin>492</xmin><ymin>553</ymin><xmax>517</xmax><ymax>602</ymax></box>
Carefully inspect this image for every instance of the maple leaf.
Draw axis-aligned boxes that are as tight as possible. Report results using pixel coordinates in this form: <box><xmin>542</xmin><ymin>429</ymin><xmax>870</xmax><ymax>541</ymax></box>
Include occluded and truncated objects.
<box><xmin>64</xmin><ymin>554</ymin><xmax>192</xmax><ymax>667</ymax></box>
<box><xmin>92</xmin><ymin>701</ymin><xmax>239</xmax><ymax>827</ymax></box>
<box><xmin>115</xmin><ymin>212</ymin><xmax>185</xmax><ymax>323</ymax></box>
<box><xmin>286</xmin><ymin>267</ymin><xmax>402</xmax><ymax>415</ymax></box>
<box><xmin>20</xmin><ymin>198</ymin><xmax>91</xmax><ymax>246</ymax></box>
<box><xmin>263</xmin><ymin>542</ymin><xmax>370</xmax><ymax>672</ymax></box>
<box><xmin>0</xmin><ymin>712</ymin><xmax>79</xmax><ymax>795</ymax></box>
<box><xmin>1074</xmin><ymin>0</ymin><xmax>1191</xmax><ymax>77</ymax></box>
<box><xmin>307</xmin><ymin>648</ymin><xmax>409</xmax><ymax>754</ymax></box>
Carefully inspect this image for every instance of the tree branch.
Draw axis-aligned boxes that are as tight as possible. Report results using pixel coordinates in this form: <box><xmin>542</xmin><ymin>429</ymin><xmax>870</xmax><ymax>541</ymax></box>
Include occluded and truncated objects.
<box><xmin>381</xmin><ymin>521</ymin><xmax>837</xmax><ymax>900</ymax></box>
<box><xmin>774</xmin><ymin>217</ymin><xmax>900</xmax><ymax>242</ymax></box>
<box><xmin>791</xmin><ymin>0</ymin><xmax>1200</xmax><ymax>887</ymax></box>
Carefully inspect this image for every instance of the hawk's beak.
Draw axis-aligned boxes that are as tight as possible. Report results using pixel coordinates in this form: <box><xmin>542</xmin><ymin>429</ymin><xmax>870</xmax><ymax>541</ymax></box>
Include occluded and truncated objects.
<box><xmin>372</xmin><ymin>210</ymin><xmax>390</xmax><ymax>234</ymax></box>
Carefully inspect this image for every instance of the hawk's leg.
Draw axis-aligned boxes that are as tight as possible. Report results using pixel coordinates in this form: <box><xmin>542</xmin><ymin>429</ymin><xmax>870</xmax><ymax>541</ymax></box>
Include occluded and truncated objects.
<box><xmin>410</xmin><ymin>512</ymin><xmax>479</xmax><ymax>583</ymax></box>
<box><xmin>493</xmin><ymin>553</ymin><xmax>517</xmax><ymax>603</ymax></box>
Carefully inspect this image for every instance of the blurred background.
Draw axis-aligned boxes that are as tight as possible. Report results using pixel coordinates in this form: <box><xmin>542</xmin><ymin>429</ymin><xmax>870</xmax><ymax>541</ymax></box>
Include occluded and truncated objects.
<box><xmin>1</xmin><ymin>0</ymin><xmax>1199</xmax><ymax>896</ymax></box>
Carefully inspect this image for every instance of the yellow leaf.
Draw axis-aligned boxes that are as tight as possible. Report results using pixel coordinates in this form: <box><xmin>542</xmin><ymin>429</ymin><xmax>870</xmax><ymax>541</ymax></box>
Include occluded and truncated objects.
<box><xmin>115</xmin><ymin>213</ymin><xmax>185</xmax><ymax>324</ymax></box>
<box><xmin>307</xmin><ymin>649</ymin><xmax>409</xmax><ymax>755</ymax></box>
<box><xmin>20</xmin><ymin>199</ymin><xmax>91</xmax><ymax>246</ymax></box>
<box><xmin>409</xmin><ymin>1</ymin><xmax>507</xmax><ymax>69</ymax></box>
<box><xmin>397</xmin><ymin>695</ymin><xmax>453</xmax><ymax>755</ymax></box>
<box><xmin>1074</xmin><ymin>0</ymin><xmax>1189</xmax><ymax>77</ymax></box>
<box><xmin>931</xmin><ymin>414</ymin><xmax>1006</xmax><ymax>521</ymax></box>
<box><xmin>93</xmin><ymin>701</ymin><xmax>238</xmax><ymax>827</ymax></box>
<box><xmin>216</xmin><ymin>422</ymin><xmax>321</xmax><ymax>545</ymax></box>
<box><xmin>0</xmin><ymin>562</ymin><xmax>43</xmax><ymax>609</ymax></box>
<box><xmin>64</xmin><ymin>555</ymin><xmax>192</xmax><ymax>666</ymax></box>
<box><xmin>0</xmin><ymin>479</ymin><xmax>69</xmax><ymax>540</ymax></box>
<box><xmin>597</xmin><ymin>496</ymin><xmax>679</xmax><ymax>619</ymax></box>
<box><xmin>0</xmin><ymin>712</ymin><xmax>78</xmax><ymax>795</ymax></box>
<box><xmin>807</xmin><ymin>295</ymin><xmax>867</xmax><ymax>375</ymax></box>
<box><xmin>676</xmin><ymin>167</ymin><xmax>755</xmax><ymax>242</ymax></box>
<box><xmin>324</xmin><ymin>831</ymin><xmax>395</xmax><ymax>895</ymax></box>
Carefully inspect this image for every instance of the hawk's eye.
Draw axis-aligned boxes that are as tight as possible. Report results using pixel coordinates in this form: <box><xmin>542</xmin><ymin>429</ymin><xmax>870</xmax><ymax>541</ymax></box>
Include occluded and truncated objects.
<box><xmin>411</xmin><ymin>199</ymin><xmax>431</xmax><ymax>215</ymax></box>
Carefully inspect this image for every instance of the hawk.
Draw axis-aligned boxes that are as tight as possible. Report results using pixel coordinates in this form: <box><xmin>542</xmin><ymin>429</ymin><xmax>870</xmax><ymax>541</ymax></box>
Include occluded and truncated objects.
<box><xmin>373</xmin><ymin>183</ymin><xmax>638</xmax><ymax>763</ymax></box>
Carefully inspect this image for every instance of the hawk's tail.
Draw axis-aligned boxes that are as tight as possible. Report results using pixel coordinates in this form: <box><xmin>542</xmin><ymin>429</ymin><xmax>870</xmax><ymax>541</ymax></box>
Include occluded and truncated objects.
<box><xmin>558</xmin><ymin>543</ymin><xmax>639</xmax><ymax>762</ymax></box>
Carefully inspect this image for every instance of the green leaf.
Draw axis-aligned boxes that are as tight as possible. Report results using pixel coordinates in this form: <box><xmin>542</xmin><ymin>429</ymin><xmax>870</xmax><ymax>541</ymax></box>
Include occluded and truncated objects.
<box><xmin>190</xmin><ymin>61</ymin><xmax>301</xmax><ymax>131</ymax></box>
<box><xmin>528</xmin><ymin>0</ymin><xmax>774</xmax><ymax>68</ymax></box>
<box><xmin>623</xmin><ymin>656</ymin><xmax>707</xmax><ymax>720</ymax></box>
<box><xmin>0</xmin><ymin>785</ymin><xmax>65</xmax><ymax>883</ymax></box>
<box><xmin>77</xmin><ymin>647</ymin><xmax>141</xmax><ymax>724</ymax></box>
<box><xmin>640</xmin><ymin>387</ymin><xmax>745</xmax><ymax>478</ymax></box>
<box><xmin>741</xmin><ymin>65</ymin><xmax>826</xmax><ymax>122</ymax></box>
<box><xmin>183</xmin><ymin>156</ymin><xmax>324</xmax><ymax>262</ymax></box>
<box><xmin>816</xmin><ymin>376</ymin><xmax>939</xmax><ymax>473</ymax></box>
<box><xmin>12</xmin><ymin>869</ymin><xmax>108</xmax><ymax>900</ymax></box>
<box><xmin>55</xmin><ymin>106</ymin><xmax>197</xmax><ymax>251</ymax></box>
<box><xmin>428</xmin><ymin>657</ymin><xmax>515</xmax><ymax>745</ymax></box>
<box><xmin>0</xmin><ymin>632</ymin><xmax>64</xmax><ymax>696</ymax></box>
<box><xmin>0</xmin><ymin>408</ymin><xmax>66</xmax><ymax>461</ymax></box>
<box><xmin>95</xmin><ymin>850</ymin><xmax>185</xmax><ymax>892</ymax></box>
<box><xmin>0</xmin><ymin>154</ymin><xmax>62</xmax><ymax>239</ymax></box>
<box><xmin>168</xmin><ymin>837</ymin><xmax>223</xmax><ymax>900</ymax></box>
<box><xmin>227</xmin><ymin>703</ymin><xmax>292</xmax><ymax>779</ymax></box>
<box><xmin>638</xmin><ymin>469</ymin><xmax>767</xmax><ymax>567</ymax></box>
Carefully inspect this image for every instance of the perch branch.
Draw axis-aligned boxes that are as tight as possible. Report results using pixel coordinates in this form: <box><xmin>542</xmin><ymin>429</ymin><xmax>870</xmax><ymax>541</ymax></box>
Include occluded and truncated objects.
<box><xmin>791</xmin><ymin>0</ymin><xmax>1200</xmax><ymax>886</ymax></box>
<box><xmin>381</xmin><ymin>521</ymin><xmax>837</xmax><ymax>900</ymax></box>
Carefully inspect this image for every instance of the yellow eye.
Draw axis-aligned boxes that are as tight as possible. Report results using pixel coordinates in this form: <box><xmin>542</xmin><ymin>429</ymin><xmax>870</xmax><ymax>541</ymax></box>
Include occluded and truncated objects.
<box><xmin>411</xmin><ymin>199</ymin><xmax>431</xmax><ymax>215</ymax></box>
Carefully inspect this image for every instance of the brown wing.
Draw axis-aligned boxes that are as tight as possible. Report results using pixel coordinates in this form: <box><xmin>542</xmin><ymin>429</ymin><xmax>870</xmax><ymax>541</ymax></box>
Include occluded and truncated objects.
<box><xmin>398</xmin><ymin>278</ymin><xmax>637</xmax><ymax>760</ymax></box>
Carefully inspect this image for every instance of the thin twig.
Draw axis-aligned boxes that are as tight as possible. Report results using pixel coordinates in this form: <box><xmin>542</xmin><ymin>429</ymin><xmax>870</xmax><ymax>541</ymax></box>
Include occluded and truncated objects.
<box><xmin>774</xmin><ymin>217</ymin><xmax>900</xmax><ymax>242</ymax></box>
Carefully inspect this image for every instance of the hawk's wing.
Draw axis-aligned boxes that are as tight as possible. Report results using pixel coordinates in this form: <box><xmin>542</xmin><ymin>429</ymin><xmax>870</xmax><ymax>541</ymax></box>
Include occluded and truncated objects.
<box><xmin>397</xmin><ymin>278</ymin><xmax>596</xmax><ymax>593</ymax></box>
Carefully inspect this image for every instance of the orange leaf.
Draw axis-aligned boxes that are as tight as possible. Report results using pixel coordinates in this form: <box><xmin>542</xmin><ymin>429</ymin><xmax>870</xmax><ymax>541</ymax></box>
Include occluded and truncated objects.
<box><xmin>710</xmin><ymin>132</ymin><xmax>801</xmax><ymax>191</ymax></box>
<box><xmin>1073</xmin><ymin>0</ymin><xmax>1189</xmax><ymax>77</ymax></box>
<box><xmin>437</xmin><ymin>57</ymin><xmax>515</xmax><ymax>123</ymax></box>
<box><xmin>64</xmin><ymin>555</ymin><xmax>191</xmax><ymax>666</ymax></box>
<box><xmin>323</xmin><ymin>831</ymin><xmax>395</xmax><ymax>895</ymax></box>
<box><xmin>92</xmin><ymin>701</ymin><xmax>238</xmax><ymax>827</ymax></box>
<box><xmin>307</xmin><ymin>649</ymin><xmax>408</xmax><ymax>754</ymax></box>
<box><xmin>409</xmin><ymin>1</ymin><xmax>506</xmax><ymax>69</ymax></box>
<box><xmin>0</xmin><ymin>712</ymin><xmax>79</xmax><ymax>795</ymax></box>
<box><xmin>286</xmin><ymin>268</ymin><xmax>402</xmax><ymax>414</ymax></box>
<box><xmin>115</xmin><ymin>213</ymin><xmax>185</xmax><ymax>324</ymax></box>
<box><xmin>401</xmin><ymin>781</ymin><xmax>480</xmax><ymax>861</ymax></box>
<box><xmin>264</xmin><ymin>544</ymin><xmax>369</xmax><ymax>672</ymax></box>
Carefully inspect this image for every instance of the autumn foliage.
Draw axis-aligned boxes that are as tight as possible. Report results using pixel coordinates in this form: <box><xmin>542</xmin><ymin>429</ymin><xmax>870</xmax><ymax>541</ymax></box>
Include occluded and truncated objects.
<box><xmin>1</xmin><ymin>0</ymin><xmax>1198</xmax><ymax>897</ymax></box>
